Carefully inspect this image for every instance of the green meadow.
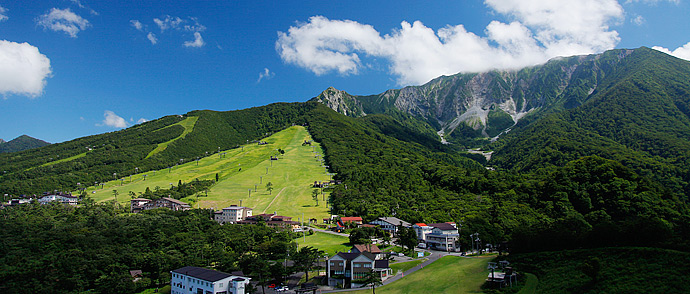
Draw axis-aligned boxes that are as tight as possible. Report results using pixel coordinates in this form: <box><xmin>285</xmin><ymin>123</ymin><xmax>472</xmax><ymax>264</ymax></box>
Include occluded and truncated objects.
<box><xmin>349</xmin><ymin>255</ymin><xmax>492</xmax><ymax>294</ymax></box>
<box><xmin>82</xmin><ymin>126</ymin><xmax>332</xmax><ymax>221</ymax></box>
<box><xmin>296</xmin><ymin>231</ymin><xmax>351</xmax><ymax>256</ymax></box>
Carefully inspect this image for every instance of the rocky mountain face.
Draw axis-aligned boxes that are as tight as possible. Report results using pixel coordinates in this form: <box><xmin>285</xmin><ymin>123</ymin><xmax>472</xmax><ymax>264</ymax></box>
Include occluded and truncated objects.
<box><xmin>312</xmin><ymin>48</ymin><xmax>639</xmax><ymax>140</ymax></box>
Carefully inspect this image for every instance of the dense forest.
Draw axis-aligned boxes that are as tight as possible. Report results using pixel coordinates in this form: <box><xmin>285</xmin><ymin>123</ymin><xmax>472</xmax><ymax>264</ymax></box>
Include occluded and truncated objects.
<box><xmin>0</xmin><ymin>135</ymin><xmax>50</xmax><ymax>153</ymax></box>
<box><xmin>0</xmin><ymin>201</ymin><xmax>326</xmax><ymax>294</ymax></box>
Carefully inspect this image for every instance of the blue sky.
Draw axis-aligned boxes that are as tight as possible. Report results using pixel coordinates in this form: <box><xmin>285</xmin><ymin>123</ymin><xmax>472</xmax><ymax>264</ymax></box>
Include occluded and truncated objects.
<box><xmin>0</xmin><ymin>0</ymin><xmax>689</xmax><ymax>143</ymax></box>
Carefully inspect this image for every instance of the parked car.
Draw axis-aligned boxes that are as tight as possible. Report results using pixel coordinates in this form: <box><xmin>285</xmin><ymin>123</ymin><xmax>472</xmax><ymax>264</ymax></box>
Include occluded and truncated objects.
<box><xmin>276</xmin><ymin>286</ymin><xmax>289</xmax><ymax>292</ymax></box>
<box><xmin>417</xmin><ymin>243</ymin><xmax>426</xmax><ymax>249</ymax></box>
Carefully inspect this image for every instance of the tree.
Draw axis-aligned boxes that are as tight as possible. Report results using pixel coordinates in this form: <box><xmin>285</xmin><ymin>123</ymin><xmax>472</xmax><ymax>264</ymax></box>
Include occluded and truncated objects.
<box><xmin>311</xmin><ymin>189</ymin><xmax>319</xmax><ymax>206</ymax></box>
<box><xmin>292</xmin><ymin>246</ymin><xmax>324</xmax><ymax>284</ymax></box>
<box><xmin>396</xmin><ymin>226</ymin><xmax>418</xmax><ymax>253</ymax></box>
<box><xmin>358</xmin><ymin>269</ymin><xmax>383</xmax><ymax>294</ymax></box>
<box><xmin>112</xmin><ymin>189</ymin><xmax>119</xmax><ymax>203</ymax></box>
<box><xmin>266</xmin><ymin>182</ymin><xmax>274</xmax><ymax>195</ymax></box>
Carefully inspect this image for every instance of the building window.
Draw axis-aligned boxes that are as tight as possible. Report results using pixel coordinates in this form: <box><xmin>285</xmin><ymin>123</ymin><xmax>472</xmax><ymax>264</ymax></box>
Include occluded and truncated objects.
<box><xmin>354</xmin><ymin>264</ymin><xmax>361</xmax><ymax>267</ymax></box>
<box><xmin>219</xmin><ymin>283</ymin><xmax>223</xmax><ymax>287</ymax></box>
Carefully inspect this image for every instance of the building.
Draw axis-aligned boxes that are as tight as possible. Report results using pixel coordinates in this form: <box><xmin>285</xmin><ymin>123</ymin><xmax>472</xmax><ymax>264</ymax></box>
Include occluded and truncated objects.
<box><xmin>237</xmin><ymin>213</ymin><xmax>300</xmax><ymax>228</ymax></box>
<box><xmin>214</xmin><ymin>205</ymin><xmax>253</xmax><ymax>224</ymax></box>
<box><xmin>130</xmin><ymin>198</ymin><xmax>152</xmax><ymax>213</ymax></box>
<box><xmin>340</xmin><ymin>216</ymin><xmax>363</xmax><ymax>226</ymax></box>
<box><xmin>368</xmin><ymin>217</ymin><xmax>411</xmax><ymax>236</ymax></box>
<box><xmin>424</xmin><ymin>223</ymin><xmax>460</xmax><ymax>251</ymax></box>
<box><xmin>38</xmin><ymin>193</ymin><xmax>78</xmax><ymax>206</ymax></box>
<box><xmin>412</xmin><ymin>223</ymin><xmax>433</xmax><ymax>242</ymax></box>
<box><xmin>130</xmin><ymin>197</ymin><xmax>191</xmax><ymax>213</ymax></box>
<box><xmin>327</xmin><ymin>252</ymin><xmax>392</xmax><ymax>288</ymax></box>
<box><xmin>351</xmin><ymin>244</ymin><xmax>384</xmax><ymax>260</ymax></box>
<box><xmin>170</xmin><ymin>266</ymin><xmax>250</xmax><ymax>294</ymax></box>
<box><xmin>145</xmin><ymin>197</ymin><xmax>191</xmax><ymax>211</ymax></box>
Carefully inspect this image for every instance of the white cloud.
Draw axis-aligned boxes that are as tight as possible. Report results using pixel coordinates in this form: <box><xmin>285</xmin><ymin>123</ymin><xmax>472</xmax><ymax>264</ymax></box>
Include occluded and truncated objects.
<box><xmin>183</xmin><ymin>32</ymin><xmax>204</xmax><ymax>48</ymax></box>
<box><xmin>136</xmin><ymin>118</ymin><xmax>149</xmax><ymax>124</ymax></box>
<box><xmin>70</xmin><ymin>0</ymin><xmax>98</xmax><ymax>16</ymax></box>
<box><xmin>653</xmin><ymin>42</ymin><xmax>690</xmax><ymax>61</ymax></box>
<box><xmin>147</xmin><ymin>32</ymin><xmax>158</xmax><ymax>45</ymax></box>
<box><xmin>154</xmin><ymin>15</ymin><xmax>183</xmax><ymax>32</ymax></box>
<box><xmin>130</xmin><ymin>19</ymin><xmax>143</xmax><ymax>31</ymax></box>
<box><xmin>100</xmin><ymin>110</ymin><xmax>128</xmax><ymax>128</ymax></box>
<box><xmin>257</xmin><ymin>68</ymin><xmax>275</xmax><ymax>83</ymax></box>
<box><xmin>631</xmin><ymin>15</ymin><xmax>645</xmax><ymax>25</ymax></box>
<box><xmin>36</xmin><ymin>8</ymin><xmax>90</xmax><ymax>38</ymax></box>
<box><xmin>0</xmin><ymin>40</ymin><xmax>52</xmax><ymax>98</ymax></box>
<box><xmin>277</xmin><ymin>0</ymin><xmax>625</xmax><ymax>85</ymax></box>
<box><xmin>0</xmin><ymin>6</ymin><xmax>8</xmax><ymax>22</ymax></box>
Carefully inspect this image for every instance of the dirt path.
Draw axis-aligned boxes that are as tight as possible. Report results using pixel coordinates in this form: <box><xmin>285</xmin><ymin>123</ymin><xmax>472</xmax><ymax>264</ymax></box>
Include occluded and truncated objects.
<box><xmin>263</xmin><ymin>187</ymin><xmax>287</xmax><ymax>213</ymax></box>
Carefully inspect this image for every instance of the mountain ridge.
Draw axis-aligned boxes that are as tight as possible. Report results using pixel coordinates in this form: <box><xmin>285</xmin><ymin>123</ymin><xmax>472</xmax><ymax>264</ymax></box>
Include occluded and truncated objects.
<box><xmin>0</xmin><ymin>135</ymin><xmax>50</xmax><ymax>154</ymax></box>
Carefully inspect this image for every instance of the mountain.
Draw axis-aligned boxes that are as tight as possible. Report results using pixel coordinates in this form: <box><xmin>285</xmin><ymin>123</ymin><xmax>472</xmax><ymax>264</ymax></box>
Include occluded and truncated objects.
<box><xmin>0</xmin><ymin>135</ymin><xmax>50</xmax><ymax>153</ymax></box>
<box><xmin>312</xmin><ymin>47</ymin><xmax>669</xmax><ymax>144</ymax></box>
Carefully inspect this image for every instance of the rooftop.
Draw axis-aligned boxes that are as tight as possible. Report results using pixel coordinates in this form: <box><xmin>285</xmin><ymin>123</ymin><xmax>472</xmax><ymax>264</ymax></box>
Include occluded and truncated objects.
<box><xmin>172</xmin><ymin>266</ymin><xmax>233</xmax><ymax>282</ymax></box>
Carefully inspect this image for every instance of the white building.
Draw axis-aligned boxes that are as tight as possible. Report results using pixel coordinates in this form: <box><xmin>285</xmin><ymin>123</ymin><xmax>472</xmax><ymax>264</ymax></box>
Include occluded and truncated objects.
<box><xmin>368</xmin><ymin>217</ymin><xmax>411</xmax><ymax>236</ymax></box>
<box><xmin>170</xmin><ymin>266</ymin><xmax>250</xmax><ymax>294</ymax></box>
<box><xmin>424</xmin><ymin>223</ymin><xmax>460</xmax><ymax>251</ymax></box>
<box><xmin>38</xmin><ymin>194</ymin><xmax>78</xmax><ymax>206</ymax></box>
<box><xmin>214</xmin><ymin>205</ymin><xmax>253</xmax><ymax>224</ymax></box>
<box><xmin>412</xmin><ymin>223</ymin><xmax>433</xmax><ymax>242</ymax></box>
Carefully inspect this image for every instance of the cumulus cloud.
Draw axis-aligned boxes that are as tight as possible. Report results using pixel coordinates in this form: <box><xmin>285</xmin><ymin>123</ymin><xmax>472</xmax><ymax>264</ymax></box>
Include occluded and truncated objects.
<box><xmin>147</xmin><ymin>32</ymin><xmax>158</xmax><ymax>44</ymax></box>
<box><xmin>0</xmin><ymin>6</ymin><xmax>8</xmax><ymax>22</ymax></box>
<box><xmin>36</xmin><ymin>8</ymin><xmax>90</xmax><ymax>38</ymax></box>
<box><xmin>154</xmin><ymin>15</ymin><xmax>183</xmax><ymax>32</ymax></box>
<box><xmin>130</xmin><ymin>19</ymin><xmax>143</xmax><ymax>31</ymax></box>
<box><xmin>0</xmin><ymin>40</ymin><xmax>52</xmax><ymax>98</ymax></box>
<box><xmin>631</xmin><ymin>15</ymin><xmax>645</xmax><ymax>25</ymax></box>
<box><xmin>653</xmin><ymin>42</ymin><xmax>690</xmax><ymax>61</ymax></box>
<box><xmin>257</xmin><ymin>68</ymin><xmax>275</xmax><ymax>83</ymax></box>
<box><xmin>136</xmin><ymin>118</ymin><xmax>149</xmax><ymax>124</ymax></box>
<box><xmin>276</xmin><ymin>0</ymin><xmax>625</xmax><ymax>85</ymax></box>
<box><xmin>183</xmin><ymin>32</ymin><xmax>204</xmax><ymax>48</ymax></box>
<box><xmin>100</xmin><ymin>110</ymin><xmax>128</xmax><ymax>128</ymax></box>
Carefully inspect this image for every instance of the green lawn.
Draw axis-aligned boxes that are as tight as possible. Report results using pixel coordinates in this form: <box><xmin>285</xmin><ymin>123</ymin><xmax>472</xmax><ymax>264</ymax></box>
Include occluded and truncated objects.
<box><xmin>349</xmin><ymin>256</ymin><xmax>492</xmax><ymax>294</ymax></box>
<box><xmin>81</xmin><ymin>126</ymin><xmax>332</xmax><ymax>221</ymax></box>
<box><xmin>516</xmin><ymin>273</ymin><xmax>538</xmax><ymax>294</ymax></box>
<box><xmin>297</xmin><ymin>231</ymin><xmax>351</xmax><ymax>256</ymax></box>
<box><xmin>390</xmin><ymin>259</ymin><xmax>426</xmax><ymax>274</ymax></box>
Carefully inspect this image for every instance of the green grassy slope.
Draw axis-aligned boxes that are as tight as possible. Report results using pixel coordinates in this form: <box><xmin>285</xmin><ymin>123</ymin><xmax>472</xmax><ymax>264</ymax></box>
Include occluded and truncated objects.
<box><xmin>349</xmin><ymin>256</ymin><xmax>492</xmax><ymax>294</ymax></box>
<box><xmin>85</xmin><ymin>126</ymin><xmax>331</xmax><ymax>221</ymax></box>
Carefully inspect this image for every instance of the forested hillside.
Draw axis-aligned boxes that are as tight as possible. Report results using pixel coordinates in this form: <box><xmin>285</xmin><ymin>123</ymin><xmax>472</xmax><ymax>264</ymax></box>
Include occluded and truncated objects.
<box><xmin>0</xmin><ymin>135</ymin><xmax>50</xmax><ymax>153</ymax></box>
<box><xmin>0</xmin><ymin>103</ymin><xmax>315</xmax><ymax>195</ymax></box>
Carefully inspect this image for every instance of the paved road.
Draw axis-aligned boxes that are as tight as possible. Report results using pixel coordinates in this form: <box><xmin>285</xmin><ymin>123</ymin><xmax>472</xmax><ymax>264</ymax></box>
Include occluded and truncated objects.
<box><xmin>310</xmin><ymin>227</ymin><xmax>349</xmax><ymax>237</ymax></box>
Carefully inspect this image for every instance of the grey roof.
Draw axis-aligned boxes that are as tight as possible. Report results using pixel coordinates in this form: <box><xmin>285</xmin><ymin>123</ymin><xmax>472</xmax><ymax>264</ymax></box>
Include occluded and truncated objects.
<box><xmin>172</xmin><ymin>266</ymin><xmax>232</xmax><ymax>282</ymax></box>
<box><xmin>429</xmin><ymin>223</ymin><xmax>457</xmax><ymax>231</ymax></box>
<box><xmin>376</xmin><ymin>217</ymin><xmax>411</xmax><ymax>227</ymax></box>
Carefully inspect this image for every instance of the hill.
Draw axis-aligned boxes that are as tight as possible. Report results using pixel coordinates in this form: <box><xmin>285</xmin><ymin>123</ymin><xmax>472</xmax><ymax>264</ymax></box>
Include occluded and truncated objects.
<box><xmin>0</xmin><ymin>135</ymin><xmax>50</xmax><ymax>153</ymax></box>
<box><xmin>84</xmin><ymin>126</ymin><xmax>332</xmax><ymax>221</ymax></box>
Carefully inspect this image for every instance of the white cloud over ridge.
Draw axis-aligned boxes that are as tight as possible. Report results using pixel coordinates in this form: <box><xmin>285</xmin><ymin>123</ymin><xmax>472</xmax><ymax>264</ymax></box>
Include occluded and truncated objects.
<box><xmin>653</xmin><ymin>42</ymin><xmax>690</xmax><ymax>61</ymax></box>
<box><xmin>36</xmin><ymin>8</ymin><xmax>90</xmax><ymax>38</ymax></box>
<box><xmin>100</xmin><ymin>111</ymin><xmax>128</xmax><ymax>128</ymax></box>
<box><xmin>0</xmin><ymin>40</ymin><xmax>52</xmax><ymax>98</ymax></box>
<box><xmin>276</xmin><ymin>0</ymin><xmax>625</xmax><ymax>85</ymax></box>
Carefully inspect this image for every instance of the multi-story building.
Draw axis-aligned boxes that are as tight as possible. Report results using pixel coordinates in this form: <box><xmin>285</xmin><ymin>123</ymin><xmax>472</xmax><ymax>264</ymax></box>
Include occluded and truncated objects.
<box><xmin>170</xmin><ymin>266</ymin><xmax>250</xmax><ymax>294</ymax></box>
<box><xmin>214</xmin><ymin>205</ymin><xmax>253</xmax><ymax>224</ymax></box>
<box><xmin>327</xmin><ymin>251</ymin><xmax>391</xmax><ymax>288</ymax></box>
<box><xmin>130</xmin><ymin>197</ymin><xmax>191</xmax><ymax>213</ymax></box>
<box><xmin>412</xmin><ymin>223</ymin><xmax>433</xmax><ymax>242</ymax></box>
<box><xmin>130</xmin><ymin>198</ymin><xmax>152</xmax><ymax>213</ymax></box>
<box><xmin>424</xmin><ymin>222</ymin><xmax>460</xmax><ymax>251</ymax></box>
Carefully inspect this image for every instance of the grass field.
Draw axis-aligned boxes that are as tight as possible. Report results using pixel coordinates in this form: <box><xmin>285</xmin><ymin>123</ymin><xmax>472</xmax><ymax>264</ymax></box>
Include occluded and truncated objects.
<box><xmin>349</xmin><ymin>255</ymin><xmax>492</xmax><ymax>294</ymax></box>
<box><xmin>390</xmin><ymin>259</ymin><xmax>426</xmax><ymax>274</ymax></box>
<box><xmin>296</xmin><ymin>231</ymin><xmax>351</xmax><ymax>256</ymax></box>
<box><xmin>81</xmin><ymin>126</ymin><xmax>332</xmax><ymax>221</ymax></box>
